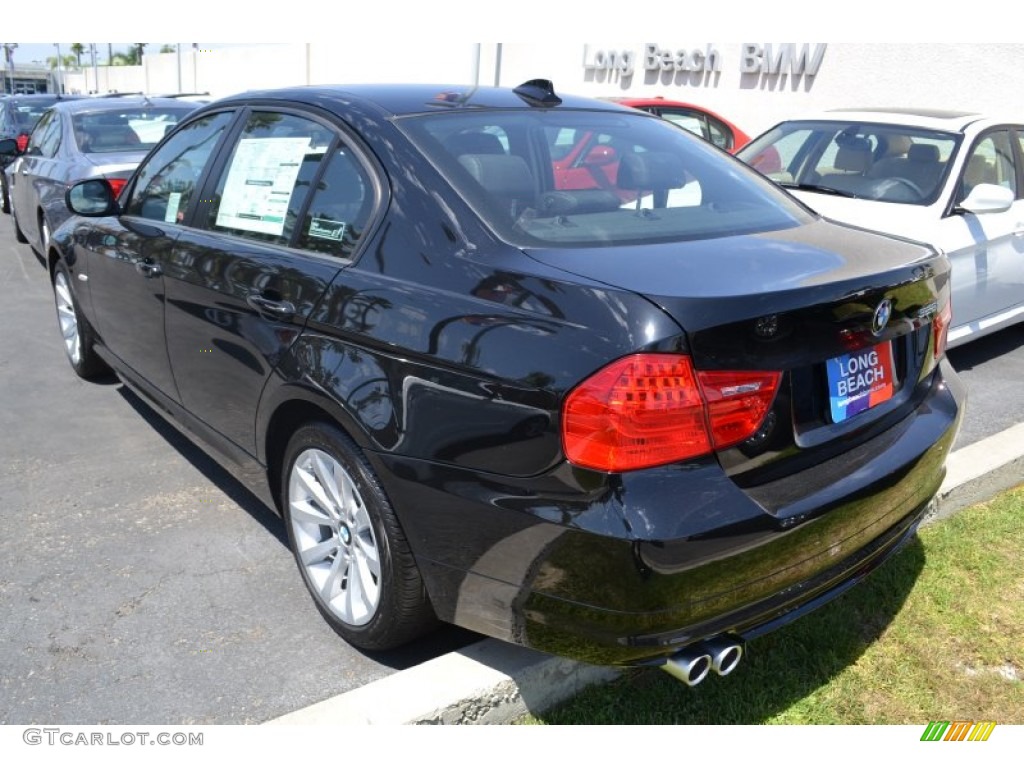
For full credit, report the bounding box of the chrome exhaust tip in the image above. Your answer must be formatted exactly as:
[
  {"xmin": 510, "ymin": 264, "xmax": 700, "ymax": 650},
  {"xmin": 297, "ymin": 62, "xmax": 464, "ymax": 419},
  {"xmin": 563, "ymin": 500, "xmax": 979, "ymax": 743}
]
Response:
[
  {"xmin": 702, "ymin": 635, "xmax": 745, "ymax": 677},
  {"xmin": 660, "ymin": 649, "xmax": 713, "ymax": 687}
]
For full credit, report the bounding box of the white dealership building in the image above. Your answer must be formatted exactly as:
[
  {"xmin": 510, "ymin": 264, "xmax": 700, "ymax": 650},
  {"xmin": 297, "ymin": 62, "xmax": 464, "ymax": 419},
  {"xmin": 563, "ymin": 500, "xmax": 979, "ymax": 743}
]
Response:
[{"xmin": 57, "ymin": 43, "xmax": 1024, "ymax": 139}]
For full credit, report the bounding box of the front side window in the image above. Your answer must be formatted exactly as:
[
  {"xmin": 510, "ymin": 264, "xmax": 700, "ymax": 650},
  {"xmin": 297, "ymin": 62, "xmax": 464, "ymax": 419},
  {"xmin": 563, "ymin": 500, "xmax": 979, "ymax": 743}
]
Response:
[
  {"xmin": 402, "ymin": 109, "xmax": 808, "ymax": 247},
  {"xmin": 205, "ymin": 112, "xmax": 336, "ymax": 247},
  {"xmin": 958, "ymin": 130, "xmax": 1018, "ymax": 202},
  {"xmin": 125, "ymin": 111, "xmax": 235, "ymax": 223}
]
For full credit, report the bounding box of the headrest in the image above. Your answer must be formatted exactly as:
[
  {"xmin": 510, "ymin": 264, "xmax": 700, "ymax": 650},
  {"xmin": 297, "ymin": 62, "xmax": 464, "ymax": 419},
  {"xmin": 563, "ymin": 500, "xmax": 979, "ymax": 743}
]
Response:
[
  {"xmin": 458, "ymin": 154, "xmax": 534, "ymax": 199},
  {"xmin": 616, "ymin": 151, "xmax": 686, "ymax": 190},
  {"xmin": 908, "ymin": 144, "xmax": 940, "ymax": 163},
  {"xmin": 445, "ymin": 131, "xmax": 505, "ymax": 157},
  {"xmin": 538, "ymin": 190, "xmax": 622, "ymax": 215},
  {"xmin": 833, "ymin": 137, "xmax": 872, "ymax": 173},
  {"xmin": 882, "ymin": 134, "xmax": 912, "ymax": 157},
  {"xmin": 88, "ymin": 126, "xmax": 141, "ymax": 150}
]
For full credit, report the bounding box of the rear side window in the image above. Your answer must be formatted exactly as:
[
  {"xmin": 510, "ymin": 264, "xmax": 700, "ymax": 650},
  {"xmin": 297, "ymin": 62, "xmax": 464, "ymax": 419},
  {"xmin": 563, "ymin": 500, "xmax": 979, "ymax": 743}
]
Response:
[
  {"xmin": 294, "ymin": 146, "xmax": 375, "ymax": 260},
  {"xmin": 28, "ymin": 110, "xmax": 61, "ymax": 158},
  {"xmin": 125, "ymin": 112, "xmax": 235, "ymax": 223},
  {"xmin": 204, "ymin": 111, "xmax": 336, "ymax": 247}
]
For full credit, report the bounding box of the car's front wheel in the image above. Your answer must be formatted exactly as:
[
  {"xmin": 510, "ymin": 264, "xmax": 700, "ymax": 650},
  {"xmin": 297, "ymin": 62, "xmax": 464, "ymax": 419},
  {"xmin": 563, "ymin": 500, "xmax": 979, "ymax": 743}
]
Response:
[
  {"xmin": 52, "ymin": 261, "xmax": 109, "ymax": 379},
  {"xmin": 281, "ymin": 422, "xmax": 436, "ymax": 650}
]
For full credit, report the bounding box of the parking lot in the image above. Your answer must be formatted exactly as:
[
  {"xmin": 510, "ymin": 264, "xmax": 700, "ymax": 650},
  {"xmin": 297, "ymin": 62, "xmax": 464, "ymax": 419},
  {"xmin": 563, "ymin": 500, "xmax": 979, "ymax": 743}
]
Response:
[
  {"xmin": 1, "ymin": 207, "xmax": 1022, "ymax": 725},
  {"xmin": 0, "ymin": 212, "xmax": 477, "ymax": 725}
]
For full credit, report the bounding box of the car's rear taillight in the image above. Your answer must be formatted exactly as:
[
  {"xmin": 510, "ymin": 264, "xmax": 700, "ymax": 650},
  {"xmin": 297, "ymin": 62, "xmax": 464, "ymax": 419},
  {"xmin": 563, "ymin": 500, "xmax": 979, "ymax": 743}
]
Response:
[
  {"xmin": 15, "ymin": 133, "xmax": 29, "ymax": 153},
  {"xmin": 933, "ymin": 301, "xmax": 952, "ymax": 360},
  {"xmin": 107, "ymin": 178, "xmax": 128, "ymax": 199},
  {"xmin": 562, "ymin": 354, "xmax": 780, "ymax": 472}
]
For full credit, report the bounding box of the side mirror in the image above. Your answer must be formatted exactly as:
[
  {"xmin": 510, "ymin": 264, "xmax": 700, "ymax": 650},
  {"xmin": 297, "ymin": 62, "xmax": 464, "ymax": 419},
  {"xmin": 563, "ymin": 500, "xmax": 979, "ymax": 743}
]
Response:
[
  {"xmin": 0, "ymin": 137, "xmax": 19, "ymax": 157},
  {"xmin": 957, "ymin": 183, "xmax": 1014, "ymax": 215},
  {"xmin": 66, "ymin": 179, "xmax": 121, "ymax": 217}
]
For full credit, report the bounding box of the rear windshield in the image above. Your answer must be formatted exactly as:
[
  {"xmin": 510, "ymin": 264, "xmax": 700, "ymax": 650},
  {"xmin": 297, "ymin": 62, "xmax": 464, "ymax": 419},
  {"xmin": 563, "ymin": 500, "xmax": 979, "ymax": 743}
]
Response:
[
  {"xmin": 11, "ymin": 101, "xmax": 59, "ymax": 131},
  {"xmin": 399, "ymin": 109, "xmax": 810, "ymax": 248},
  {"xmin": 71, "ymin": 107, "xmax": 195, "ymax": 153}
]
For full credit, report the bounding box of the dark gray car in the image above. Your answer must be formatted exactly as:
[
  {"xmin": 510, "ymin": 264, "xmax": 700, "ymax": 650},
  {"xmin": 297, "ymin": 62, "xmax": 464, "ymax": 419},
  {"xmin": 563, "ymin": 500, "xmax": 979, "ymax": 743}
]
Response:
[
  {"xmin": 3, "ymin": 95, "xmax": 202, "ymax": 255},
  {"xmin": 0, "ymin": 94, "xmax": 82, "ymax": 214}
]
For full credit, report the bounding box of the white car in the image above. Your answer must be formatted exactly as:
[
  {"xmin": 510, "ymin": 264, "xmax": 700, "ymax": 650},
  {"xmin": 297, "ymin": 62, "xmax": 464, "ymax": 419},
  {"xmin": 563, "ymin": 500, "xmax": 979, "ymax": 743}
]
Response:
[{"xmin": 737, "ymin": 109, "xmax": 1024, "ymax": 348}]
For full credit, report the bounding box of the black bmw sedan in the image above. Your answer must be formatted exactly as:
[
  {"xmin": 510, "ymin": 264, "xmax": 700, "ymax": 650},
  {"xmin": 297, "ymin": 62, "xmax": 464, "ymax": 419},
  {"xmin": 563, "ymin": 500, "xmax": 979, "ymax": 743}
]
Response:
[{"xmin": 45, "ymin": 80, "xmax": 963, "ymax": 684}]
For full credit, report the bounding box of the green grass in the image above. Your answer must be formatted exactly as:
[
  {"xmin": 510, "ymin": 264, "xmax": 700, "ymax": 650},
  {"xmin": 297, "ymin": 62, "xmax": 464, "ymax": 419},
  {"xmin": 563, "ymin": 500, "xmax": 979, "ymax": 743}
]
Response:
[{"xmin": 519, "ymin": 485, "xmax": 1024, "ymax": 724}]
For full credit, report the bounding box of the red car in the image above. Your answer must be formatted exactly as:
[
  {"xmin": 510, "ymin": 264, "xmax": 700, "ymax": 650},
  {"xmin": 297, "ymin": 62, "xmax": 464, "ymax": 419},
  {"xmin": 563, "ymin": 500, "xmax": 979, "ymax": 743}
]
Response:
[
  {"xmin": 608, "ymin": 96, "xmax": 751, "ymax": 153},
  {"xmin": 548, "ymin": 97, "xmax": 749, "ymax": 203}
]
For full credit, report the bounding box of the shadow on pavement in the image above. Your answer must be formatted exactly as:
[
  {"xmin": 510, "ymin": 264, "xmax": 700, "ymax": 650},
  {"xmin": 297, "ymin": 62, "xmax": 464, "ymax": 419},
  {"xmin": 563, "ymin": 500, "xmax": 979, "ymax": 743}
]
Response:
[
  {"xmin": 948, "ymin": 325, "xmax": 1023, "ymax": 371},
  {"xmin": 115, "ymin": 382, "xmax": 483, "ymax": 670}
]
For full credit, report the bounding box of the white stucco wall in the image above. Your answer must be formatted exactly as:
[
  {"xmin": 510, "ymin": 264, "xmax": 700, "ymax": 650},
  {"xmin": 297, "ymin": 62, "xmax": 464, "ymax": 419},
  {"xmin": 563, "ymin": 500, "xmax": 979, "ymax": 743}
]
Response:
[
  {"xmin": 61, "ymin": 43, "xmax": 1024, "ymax": 141},
  {"xmin": 497, "ymin": 43, "xmax": 1024, "ymax": 137}
]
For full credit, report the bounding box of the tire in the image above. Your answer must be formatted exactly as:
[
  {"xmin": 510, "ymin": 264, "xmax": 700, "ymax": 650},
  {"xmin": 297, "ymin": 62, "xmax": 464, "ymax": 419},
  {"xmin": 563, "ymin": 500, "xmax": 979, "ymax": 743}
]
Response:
[
  {"xmin": 1, "ymin": 176, "xmax": 9, "ymax": 214},
  {"xmin": 12, "ymin": 204, "xmax": 27, "ymax": 243},
  {"xmin": 281, "ymin": 422, "xmax": 436, "ymax": 650},
  {"xmin": 52, "ymin": 261, "xmax": 109, "ymax": 379}
]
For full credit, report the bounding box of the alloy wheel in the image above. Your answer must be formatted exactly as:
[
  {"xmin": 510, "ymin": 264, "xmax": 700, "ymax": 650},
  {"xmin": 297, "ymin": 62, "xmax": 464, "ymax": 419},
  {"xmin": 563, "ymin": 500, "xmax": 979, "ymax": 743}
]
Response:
[
  {"xmin": 53, "ymin": 269, "xmax": 81, "ymax": 365},
  {"xmin": 287, "ymin": 448, "xmax": 382, "ymax": 626}
]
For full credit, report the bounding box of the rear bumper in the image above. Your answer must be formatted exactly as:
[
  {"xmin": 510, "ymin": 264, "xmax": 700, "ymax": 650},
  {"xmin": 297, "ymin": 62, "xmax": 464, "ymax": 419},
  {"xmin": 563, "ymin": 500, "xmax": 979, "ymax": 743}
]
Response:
[{"xmin": 372, "ymin": 358, "xmax": 965, "ymax": 666}]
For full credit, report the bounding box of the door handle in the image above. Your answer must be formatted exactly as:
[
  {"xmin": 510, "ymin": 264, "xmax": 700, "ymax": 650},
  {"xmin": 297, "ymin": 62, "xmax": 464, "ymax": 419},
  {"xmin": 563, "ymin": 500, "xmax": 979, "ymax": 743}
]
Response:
[
  {"xmin": 134, "ymin": 260, "xmax": 162, "ymax": 278},
  {"xmin": 246, "ymin": 294, "xmax": 296, "ymax": 319}
]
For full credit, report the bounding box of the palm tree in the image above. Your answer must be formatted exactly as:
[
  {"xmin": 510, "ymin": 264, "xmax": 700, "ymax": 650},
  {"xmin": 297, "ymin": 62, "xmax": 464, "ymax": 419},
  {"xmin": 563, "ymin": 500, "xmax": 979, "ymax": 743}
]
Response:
[
  {"xmin": 160, "ymin": 44, "xmax": 175, "ymax": 54},
  {"xmin": 46, "ymin": 55, "xmax": 77, "ymax": 70},
  {"xmin": 112, "ymin": 45, "xmax": 146, "ymax": 66},
  {"xmin": 70, "ymin": 43, "xmax": 84, "ymax": 67}
]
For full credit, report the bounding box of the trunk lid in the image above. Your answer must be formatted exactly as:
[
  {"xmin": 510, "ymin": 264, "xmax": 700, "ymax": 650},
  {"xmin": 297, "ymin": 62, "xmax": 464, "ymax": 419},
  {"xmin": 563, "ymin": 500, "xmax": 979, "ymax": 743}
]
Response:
[{"xmin": 527, "ymin": 217, "xmax": 952, "ymax": 506}]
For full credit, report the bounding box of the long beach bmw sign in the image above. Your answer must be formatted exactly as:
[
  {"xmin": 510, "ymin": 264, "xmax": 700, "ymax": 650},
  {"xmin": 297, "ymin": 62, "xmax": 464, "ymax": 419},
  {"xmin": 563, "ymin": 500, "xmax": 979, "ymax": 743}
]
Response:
[{"xmin": 583, "ymin": 43, "xmax": 827, "ymax": 78}]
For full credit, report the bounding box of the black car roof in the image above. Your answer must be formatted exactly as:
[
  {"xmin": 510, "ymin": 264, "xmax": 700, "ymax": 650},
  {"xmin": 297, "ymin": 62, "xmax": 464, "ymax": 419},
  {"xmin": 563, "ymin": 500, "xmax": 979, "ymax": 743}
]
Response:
[{"xmin": 208, "ymin": 82, "xmax": 638, "ymax": 118}]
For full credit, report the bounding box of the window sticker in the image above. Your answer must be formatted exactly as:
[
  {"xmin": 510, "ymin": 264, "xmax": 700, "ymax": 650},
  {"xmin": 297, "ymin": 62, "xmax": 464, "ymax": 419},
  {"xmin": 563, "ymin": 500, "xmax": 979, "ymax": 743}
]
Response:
[
  {"xmin": 308, "ymin": 217, "xmax": 347, "ymax": 242},
  {"xmin": 164, "ymin": 191, "xmax": 182, "ymax": 223},
  {"xmin": 215, "ymin": 137, "xmax": 311, "ymax": 236}
]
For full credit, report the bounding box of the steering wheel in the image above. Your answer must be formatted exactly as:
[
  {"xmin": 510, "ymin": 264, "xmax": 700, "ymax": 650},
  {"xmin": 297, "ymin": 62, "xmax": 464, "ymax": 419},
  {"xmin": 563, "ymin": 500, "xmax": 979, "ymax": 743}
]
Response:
[{"xmin": 886, "ymin": 177, "xmax": 927, "ymax": 198}]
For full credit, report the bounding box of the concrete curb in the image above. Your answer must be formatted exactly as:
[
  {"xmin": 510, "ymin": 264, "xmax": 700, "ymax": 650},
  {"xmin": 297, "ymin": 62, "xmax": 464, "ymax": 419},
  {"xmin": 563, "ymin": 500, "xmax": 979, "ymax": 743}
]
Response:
[{"xmin": 266, "ymin": 424, "xmax": 1024, "ymax": 726}]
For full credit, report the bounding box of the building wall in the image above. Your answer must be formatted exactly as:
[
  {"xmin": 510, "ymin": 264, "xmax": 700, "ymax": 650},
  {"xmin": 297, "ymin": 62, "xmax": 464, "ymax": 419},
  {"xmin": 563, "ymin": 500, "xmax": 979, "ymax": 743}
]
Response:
[
  {"xmin": 498, "ymin": 43, "xmax": 1024, "ymax": 137},
  {"xmin": 60, "ymin": 43, "xmax": 1024, "ymax": 139}
]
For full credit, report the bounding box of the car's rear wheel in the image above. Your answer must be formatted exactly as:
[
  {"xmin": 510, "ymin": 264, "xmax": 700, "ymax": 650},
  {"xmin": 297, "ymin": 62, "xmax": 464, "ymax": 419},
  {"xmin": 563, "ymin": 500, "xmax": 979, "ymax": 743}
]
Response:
[
  {"xmin": 282, "ymin": 422, "xmax": 436, "ymax": 650},
  {"xmin": 52, "ymin": 261, "xmax": 108, "ymax": 379}
]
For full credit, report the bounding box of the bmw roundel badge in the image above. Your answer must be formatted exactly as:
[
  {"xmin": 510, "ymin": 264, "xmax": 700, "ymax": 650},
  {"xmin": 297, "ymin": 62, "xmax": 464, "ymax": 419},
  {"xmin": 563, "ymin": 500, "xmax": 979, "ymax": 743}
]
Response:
[{"xmin": 872, "ymin": 298, "xmax": 893, "ymax": 336}]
